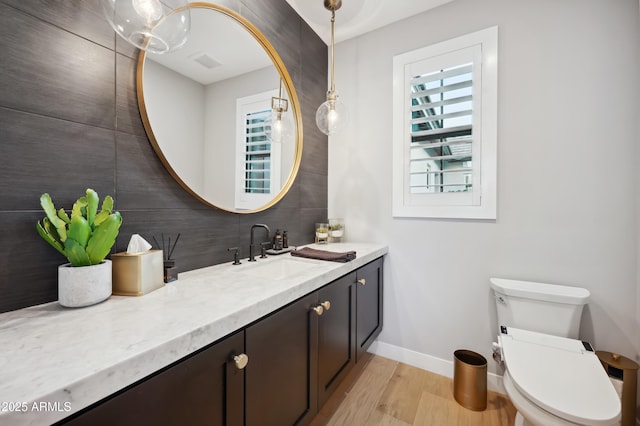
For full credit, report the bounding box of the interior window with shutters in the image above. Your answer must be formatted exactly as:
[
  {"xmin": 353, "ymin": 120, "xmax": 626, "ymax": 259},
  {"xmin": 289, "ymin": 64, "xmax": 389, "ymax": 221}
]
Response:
[
  {"xmin": 393, "ymin": 27, "xmax": 498, "ymax": 219},
  {"xmin": 235, "ymin": 89, "xmax": 281, "ymax": 210},
  {"xmin": 244, "ymin": 108, "xmax": 271, "ymax": 195},
  {"xmin": 410, "ymin": 63, "xmax": 473, "ymax": 194}
]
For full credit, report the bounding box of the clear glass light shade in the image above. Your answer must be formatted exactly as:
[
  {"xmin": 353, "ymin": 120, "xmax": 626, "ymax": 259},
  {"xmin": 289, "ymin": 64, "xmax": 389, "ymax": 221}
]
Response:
[
  {"xmin": 266, "ymin": 110, "xmax": 292, "ymax": 143},
  {"xmin": 270, "ymin": 117, "xmax": 285, "ymax": 142},
  {"xmin": 315, "ymin": 92, "xmax": 348, "ymax": 136},
  {"xmin": 101, "ymin": 0, "xmax": 190, "ymax": 54}
]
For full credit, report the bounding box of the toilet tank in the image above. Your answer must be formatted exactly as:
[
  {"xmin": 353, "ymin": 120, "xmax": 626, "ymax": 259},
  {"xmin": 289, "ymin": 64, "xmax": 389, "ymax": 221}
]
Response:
[{"xmin": 490, "ymin": 278, "xmax": 590, "ymax": 339}]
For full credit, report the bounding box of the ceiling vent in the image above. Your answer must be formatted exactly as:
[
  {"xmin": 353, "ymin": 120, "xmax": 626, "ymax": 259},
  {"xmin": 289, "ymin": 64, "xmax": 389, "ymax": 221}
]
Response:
[{"xmin": 191, "ymin": 53, "xmax": 221, "ymax": 70}]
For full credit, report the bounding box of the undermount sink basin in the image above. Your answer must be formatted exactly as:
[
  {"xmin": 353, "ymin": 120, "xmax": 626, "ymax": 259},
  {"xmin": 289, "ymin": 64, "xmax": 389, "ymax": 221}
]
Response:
[{"xmin": 238, "ymin": 257, "xmax": 322, "ymax": 280}]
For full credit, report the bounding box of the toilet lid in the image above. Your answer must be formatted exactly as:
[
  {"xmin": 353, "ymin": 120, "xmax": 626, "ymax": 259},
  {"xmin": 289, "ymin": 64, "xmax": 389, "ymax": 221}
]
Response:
[{"xmin": 499, "ymin": 327, "xmax": 620, "ymax": 426}]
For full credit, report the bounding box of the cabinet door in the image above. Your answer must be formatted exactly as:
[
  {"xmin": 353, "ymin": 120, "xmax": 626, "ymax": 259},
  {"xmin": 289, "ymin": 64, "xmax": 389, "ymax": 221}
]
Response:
[
  {"xmin": 61, "ymin": 331, "xmax": 245, "ymax": 426},
  {"xmin": 245, "ymin": 293, "xmax": 318, "ymax": 426},
  {"xmin": 317, "ymin": 271, "xmax": 356, "ymax": 407},
  {"xmin": 356, "ymin": 258, "xmax": 383, "ymax": 361}
]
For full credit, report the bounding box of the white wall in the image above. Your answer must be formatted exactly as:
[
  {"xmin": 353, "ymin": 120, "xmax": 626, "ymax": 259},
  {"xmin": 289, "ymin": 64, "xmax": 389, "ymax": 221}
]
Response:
[
  {"xmin": 144, "ymin": 60, "xmax": 205, "ymax": 191},
  {"xmin": 329, "ymin": 0, "xmax": 640, "ymax": 396},
  {"xmin": 637, "ymin": 3, "xmax": 640, "ymax": 404}
]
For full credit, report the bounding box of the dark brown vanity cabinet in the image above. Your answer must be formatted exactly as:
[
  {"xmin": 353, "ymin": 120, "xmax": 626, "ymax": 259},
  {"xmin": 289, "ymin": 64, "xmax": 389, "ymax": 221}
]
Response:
[
  {"xmin": 62, "ymin": 330, "xmax": 245, "ymax": 426},
  {"xmin": 245, "ymin": 293, "xmax": 318, "ymax": 426},
  {"xmin": 60, "ymin": 257, "xmax": 383, "ymax": 426},
  {"xmin": 245, "ymin": 260, "xmax": 381, "ymax": 425},
  {"xmin": 317, "ymin": 271, "xmax": 356, "ymax": 407},
  {"xmin": 356, "ymin": 257, "xmax": 384, "ymax": 361}
]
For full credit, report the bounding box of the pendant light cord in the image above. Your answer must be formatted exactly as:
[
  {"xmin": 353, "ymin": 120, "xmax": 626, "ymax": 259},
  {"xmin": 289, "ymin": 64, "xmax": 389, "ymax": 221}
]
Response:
[{"xmin": 329, "ymin": 10, "xmax": 336, "ymax": 96}]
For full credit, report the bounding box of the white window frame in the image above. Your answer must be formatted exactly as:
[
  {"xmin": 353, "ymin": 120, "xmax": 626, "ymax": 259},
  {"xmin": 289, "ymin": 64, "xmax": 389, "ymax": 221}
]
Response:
[
  {"xmin": 392, "ymin": 26, "xmax": 498, "ymax": 219},
  {"xmin": 235, "ymin": 89, "xmax": 281, "ymax": 210}
]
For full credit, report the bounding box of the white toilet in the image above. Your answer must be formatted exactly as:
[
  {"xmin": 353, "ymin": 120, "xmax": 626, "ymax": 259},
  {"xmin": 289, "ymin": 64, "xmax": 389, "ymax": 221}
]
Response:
[{"xmin": 490, "ymin": 277, "xmax": 621, "ymax": 426}]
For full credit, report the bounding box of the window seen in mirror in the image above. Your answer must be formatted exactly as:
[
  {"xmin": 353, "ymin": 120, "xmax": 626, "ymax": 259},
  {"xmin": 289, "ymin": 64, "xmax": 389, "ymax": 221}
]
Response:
[
  {"xmin": 235, "ymin": 89, "xmax": 282, "ymax": 210},
  {"xmin": 244, "ymin": 109, "xmax": 272, "ymax": 194}
]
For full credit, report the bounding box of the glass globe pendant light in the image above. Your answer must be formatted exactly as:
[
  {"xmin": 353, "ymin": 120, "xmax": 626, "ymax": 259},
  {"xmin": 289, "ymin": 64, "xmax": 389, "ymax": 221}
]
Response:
[
  {"xmin": 316, "ymin": 0, "xmax": 348, "ymax": 136},
  {"xmin": 101, "ymin": 0, "xmax": 190, "ymax": 54}
]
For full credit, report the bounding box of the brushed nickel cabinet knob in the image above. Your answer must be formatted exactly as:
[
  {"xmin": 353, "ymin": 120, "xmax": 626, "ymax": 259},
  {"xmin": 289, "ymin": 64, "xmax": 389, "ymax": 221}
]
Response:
[
  {"xmin": 312, "ymin": 305, "xmax": 324, "ymax": 316},
  {"xmin": 320, "ymin": 301, "xmax": 331, "ymax": 311},
  {"xmin": 357, "ymin": 278, "xmax": 366, "ymax": 286}
]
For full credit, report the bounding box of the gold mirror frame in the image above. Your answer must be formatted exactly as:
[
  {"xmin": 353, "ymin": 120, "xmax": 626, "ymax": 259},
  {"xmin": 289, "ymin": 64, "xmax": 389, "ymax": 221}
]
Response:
[{"xmin": 136, "ymin": 2, "xmax": 303, "ymax": 214}]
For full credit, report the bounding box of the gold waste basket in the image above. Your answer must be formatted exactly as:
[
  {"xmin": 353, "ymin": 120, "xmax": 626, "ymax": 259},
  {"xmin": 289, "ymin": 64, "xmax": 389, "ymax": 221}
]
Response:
[
  {"xmin": 453, "ymin": 349, "xmax": 487, "ymax": 411},
  {"xmin": 596, "ymin": 350, "xmax": 639, "ymax": 426}
]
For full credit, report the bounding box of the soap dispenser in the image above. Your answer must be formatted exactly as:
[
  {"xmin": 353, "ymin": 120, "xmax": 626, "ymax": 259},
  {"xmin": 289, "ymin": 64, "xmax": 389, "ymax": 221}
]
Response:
[
  {"xmin": 282, "ymin": 230, "xmax": 289, "ymax": 248},
  {"xmin": 273, "ymin": 229, "xmax": 283, "ymax": 251}
]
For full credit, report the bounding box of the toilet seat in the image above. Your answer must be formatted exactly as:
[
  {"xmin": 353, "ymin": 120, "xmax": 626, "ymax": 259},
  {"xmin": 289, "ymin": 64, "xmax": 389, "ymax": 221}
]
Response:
[
  {"xmin": 503, "ymin": 370, "xmax": 579, "ymax": 426},
  {"xmin": 499, "ymin": 327, "xmax": 620, "ymax": 426}
]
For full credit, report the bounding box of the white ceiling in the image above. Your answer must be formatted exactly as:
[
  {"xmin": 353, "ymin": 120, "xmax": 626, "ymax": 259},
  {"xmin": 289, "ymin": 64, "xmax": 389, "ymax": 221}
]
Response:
[
  {"xmin": 284, "ymin": 0, "xmax": 455, "ymax": 44},
  {"xmin": 148, "ymin": 7, "xmax": 272, "ymax": 85},
  {"xmin": 150, "ymin": 1, "xmax": 454, "ymax": 84}
]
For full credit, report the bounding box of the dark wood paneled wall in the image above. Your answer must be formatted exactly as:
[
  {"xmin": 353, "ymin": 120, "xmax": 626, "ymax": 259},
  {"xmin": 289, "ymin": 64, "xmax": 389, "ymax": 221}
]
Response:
[{"xmin": 0, "ymin": 0, "xmax": 328, "ymax": 313}]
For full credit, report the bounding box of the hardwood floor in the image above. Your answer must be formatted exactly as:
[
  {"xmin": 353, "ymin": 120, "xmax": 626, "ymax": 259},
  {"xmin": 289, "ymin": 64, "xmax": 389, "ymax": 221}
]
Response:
[{"xmin": 311, "ymin": 355, "xmax": 517, "ymax": 426}]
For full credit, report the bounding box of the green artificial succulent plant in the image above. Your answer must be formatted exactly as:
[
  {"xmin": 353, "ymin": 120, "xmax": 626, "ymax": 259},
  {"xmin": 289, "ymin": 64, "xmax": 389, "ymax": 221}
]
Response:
[{"xmin": 36, "ymin": 188, "xmax": 123, "ymax": 267}]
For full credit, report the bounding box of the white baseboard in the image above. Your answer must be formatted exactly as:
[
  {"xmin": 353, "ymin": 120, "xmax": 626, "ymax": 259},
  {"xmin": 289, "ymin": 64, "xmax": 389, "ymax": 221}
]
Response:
[{"xmin": 368, "ymin": 340, "xmax": 506, "ymax": 395}]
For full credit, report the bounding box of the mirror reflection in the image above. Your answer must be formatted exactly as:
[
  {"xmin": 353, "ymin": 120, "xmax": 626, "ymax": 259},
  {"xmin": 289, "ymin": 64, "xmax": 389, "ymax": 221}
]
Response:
[{"xmin": 137, "ymin": 3, "xmax": 301, "ymax": 213}]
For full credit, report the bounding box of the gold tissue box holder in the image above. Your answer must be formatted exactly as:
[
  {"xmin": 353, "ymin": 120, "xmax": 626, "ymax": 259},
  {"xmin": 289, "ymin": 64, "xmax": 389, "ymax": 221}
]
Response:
[{"xmin": 111, "ymin": 250, "xmax": 164, "ymax": 296}]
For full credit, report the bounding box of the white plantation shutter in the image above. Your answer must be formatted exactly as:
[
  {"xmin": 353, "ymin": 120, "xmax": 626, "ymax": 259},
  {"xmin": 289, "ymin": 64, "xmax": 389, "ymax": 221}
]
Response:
[
  {"xmin": 409, "ymin": 63, "xmax": 474, "ymax": 194},
  {"xmin": 235, "ymin": 89, "xmax": 281, "ymax": 210},
  {"xmin": 243, "ymin": 108, "xmax": 271, "ymax": 194},
  {"xmin": 393, "ymin": 27, "xmax": 498, "ymax": 219}
]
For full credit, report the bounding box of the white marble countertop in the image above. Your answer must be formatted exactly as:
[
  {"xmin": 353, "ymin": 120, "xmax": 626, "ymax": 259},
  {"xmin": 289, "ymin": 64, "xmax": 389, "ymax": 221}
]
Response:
[{"xmin": 0, "ymin": 242, "xmax": 387, "ymax": 425}]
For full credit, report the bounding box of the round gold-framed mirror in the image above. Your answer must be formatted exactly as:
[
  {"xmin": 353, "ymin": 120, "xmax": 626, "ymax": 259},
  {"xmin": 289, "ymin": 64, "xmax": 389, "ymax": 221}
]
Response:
[{"xmin": 137, "ymin": 2, "xmax": 303, "ymax": 213}]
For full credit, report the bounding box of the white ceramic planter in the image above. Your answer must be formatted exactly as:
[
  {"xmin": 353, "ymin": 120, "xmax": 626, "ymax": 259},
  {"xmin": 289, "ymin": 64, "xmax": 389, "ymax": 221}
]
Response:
[{"xmin": 58, "ymin": 260, "xmax": 112, "ymax": 308}]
